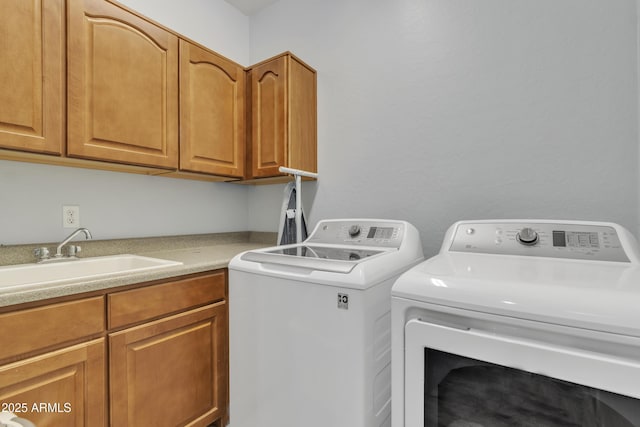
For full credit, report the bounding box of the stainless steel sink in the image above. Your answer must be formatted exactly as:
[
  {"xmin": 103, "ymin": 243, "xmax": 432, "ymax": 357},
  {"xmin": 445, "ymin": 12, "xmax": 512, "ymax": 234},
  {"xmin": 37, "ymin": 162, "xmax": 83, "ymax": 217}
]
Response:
[{"xmin": 0, "ymin": 255, "xmax": 183, "ymax": 291}]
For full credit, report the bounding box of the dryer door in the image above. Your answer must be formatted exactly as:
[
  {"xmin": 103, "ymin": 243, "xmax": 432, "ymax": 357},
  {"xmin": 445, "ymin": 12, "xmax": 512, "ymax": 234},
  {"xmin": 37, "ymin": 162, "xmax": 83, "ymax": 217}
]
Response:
[{"xmin": 404, "ymin": 318, "xmax": 640, "ymax": 427}]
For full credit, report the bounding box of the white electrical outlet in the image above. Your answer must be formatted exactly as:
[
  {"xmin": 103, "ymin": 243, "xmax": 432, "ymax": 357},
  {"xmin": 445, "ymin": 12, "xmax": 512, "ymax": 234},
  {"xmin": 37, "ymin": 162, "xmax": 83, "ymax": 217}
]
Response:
[{"xmin": 63, "ymin": 205, "xmax": 80, "ymax": 228}]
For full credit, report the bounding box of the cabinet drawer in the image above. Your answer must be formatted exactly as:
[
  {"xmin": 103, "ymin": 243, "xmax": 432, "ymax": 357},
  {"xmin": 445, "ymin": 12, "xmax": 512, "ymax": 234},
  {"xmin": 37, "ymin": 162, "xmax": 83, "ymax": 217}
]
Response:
[
  {"xmin": 0, "ymin": 296, "xmax": 105, "ymax": 362},
  {"xmin": 108, "ymin": 271, "xmax": 226, "ymax": 329}
]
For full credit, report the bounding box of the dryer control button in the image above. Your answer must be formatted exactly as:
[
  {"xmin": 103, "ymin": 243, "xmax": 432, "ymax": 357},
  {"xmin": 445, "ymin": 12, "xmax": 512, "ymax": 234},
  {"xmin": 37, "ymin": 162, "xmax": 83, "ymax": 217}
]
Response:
[
  {"xmin": 517, "ymin": 227, "xmax": 539, "ymax": 246},
  {"xmin": 348, "ymin": 225, "xmax": 361, "ymax": 237}
]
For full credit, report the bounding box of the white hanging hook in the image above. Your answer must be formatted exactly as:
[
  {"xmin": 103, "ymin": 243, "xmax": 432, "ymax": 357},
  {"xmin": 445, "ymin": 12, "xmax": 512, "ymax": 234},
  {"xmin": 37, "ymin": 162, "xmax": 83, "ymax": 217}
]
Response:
[
  {"xmin": 278, "ymin": 167, "xmax": 318, "ymax": 179},
  {"xmin": 279, "ymin": 167, "xmax": 318, "ymax": 243}
]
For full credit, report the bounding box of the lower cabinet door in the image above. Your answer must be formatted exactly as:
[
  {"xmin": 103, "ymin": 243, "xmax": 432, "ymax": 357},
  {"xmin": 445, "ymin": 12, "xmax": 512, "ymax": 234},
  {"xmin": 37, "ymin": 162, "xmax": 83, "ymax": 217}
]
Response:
[
  {"xmin": 0, "ymin": 339, "xmax": 106, "ymax": 427},
  {"xmin": 109, "ymin": 303, "xmax": 227, "ymax": 427}
]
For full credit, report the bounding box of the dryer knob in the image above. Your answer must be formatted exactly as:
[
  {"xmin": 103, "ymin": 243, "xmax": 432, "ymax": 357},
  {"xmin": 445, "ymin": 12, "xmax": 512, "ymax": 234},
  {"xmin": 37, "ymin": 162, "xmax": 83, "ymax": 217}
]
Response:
[
  {"xmin": 348, "ymin": 225, "xmax": 361, "ymax": 237},
  {"xmin": 517, "ymin": 227, "xmax": 539, "ymax": 246}
]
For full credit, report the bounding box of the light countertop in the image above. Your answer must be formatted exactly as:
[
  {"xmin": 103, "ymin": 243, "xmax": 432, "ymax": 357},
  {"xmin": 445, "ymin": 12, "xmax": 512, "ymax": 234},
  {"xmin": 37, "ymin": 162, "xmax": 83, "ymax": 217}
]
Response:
[{"xmin": 0, "ymin": 232, "xmax": 274, "ymax": 308}]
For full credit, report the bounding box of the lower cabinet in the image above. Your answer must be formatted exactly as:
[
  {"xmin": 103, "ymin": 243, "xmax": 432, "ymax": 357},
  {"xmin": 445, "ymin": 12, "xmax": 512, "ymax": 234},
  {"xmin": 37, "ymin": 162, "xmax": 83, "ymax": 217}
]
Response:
[
  {"xmin": 109, "ymin": 303, "xmax": 227, "ymax": 426},
  {"xmin": 0, "ymin": 339, "xmax": 106, "ymax": 426},
  {"xmin": 0, "ymin": 270, "xmax": 228, "ymax": 427}
]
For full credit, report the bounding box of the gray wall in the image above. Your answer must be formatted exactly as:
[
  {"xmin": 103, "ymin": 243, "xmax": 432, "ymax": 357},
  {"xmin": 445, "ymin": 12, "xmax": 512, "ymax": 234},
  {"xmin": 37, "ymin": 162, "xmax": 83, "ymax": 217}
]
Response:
[
  {"xmin": 249, "ymin": 0, "xmax": 639, "ymax": 256},
  {"xmin": 1, "ymin": 0, "xmax": 638, "ymax": 259},
  {"xmin": 0, "ymin": 161, "xmax": 249, "ymax": 244}
]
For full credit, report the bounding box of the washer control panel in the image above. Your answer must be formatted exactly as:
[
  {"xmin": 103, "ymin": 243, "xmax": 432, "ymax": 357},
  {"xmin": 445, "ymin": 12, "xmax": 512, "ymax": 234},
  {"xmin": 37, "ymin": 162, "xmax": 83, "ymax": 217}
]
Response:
[
  {"xmin": 307, "ymin": 220, "xmax": 404, "ymax": 248},
  {"xmin": 449, "ymin": 221, "xmax": 630, "ymax": 262}
]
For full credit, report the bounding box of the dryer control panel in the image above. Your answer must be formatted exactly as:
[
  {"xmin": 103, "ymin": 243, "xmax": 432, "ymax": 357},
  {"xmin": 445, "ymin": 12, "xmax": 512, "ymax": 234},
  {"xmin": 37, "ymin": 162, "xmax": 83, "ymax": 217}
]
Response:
[
  {"xmin": 307, "ymin": 219, "xmax": 405, "ymax": 248},
  {"xmin": 447, "ymin": 220, "xmax": 638, "ymax": 263}
]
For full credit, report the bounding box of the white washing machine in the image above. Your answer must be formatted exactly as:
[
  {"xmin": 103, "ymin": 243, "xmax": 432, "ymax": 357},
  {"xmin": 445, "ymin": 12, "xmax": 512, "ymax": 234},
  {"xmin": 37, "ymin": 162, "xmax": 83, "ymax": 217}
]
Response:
[
  {"xmin": 392, "ymin": 219, "xmax": 640, "ymax": 427},
  {"xmin": 228, "ymin": 219, "xmax": 424, "ymax": 427}
]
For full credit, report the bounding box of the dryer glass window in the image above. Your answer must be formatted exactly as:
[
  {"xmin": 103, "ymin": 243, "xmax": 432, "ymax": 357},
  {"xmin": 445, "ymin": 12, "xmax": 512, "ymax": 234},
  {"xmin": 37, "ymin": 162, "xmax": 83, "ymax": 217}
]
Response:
[{"xmin": 423, "ymin": 349, "xmax": 639, "ymax": 427}]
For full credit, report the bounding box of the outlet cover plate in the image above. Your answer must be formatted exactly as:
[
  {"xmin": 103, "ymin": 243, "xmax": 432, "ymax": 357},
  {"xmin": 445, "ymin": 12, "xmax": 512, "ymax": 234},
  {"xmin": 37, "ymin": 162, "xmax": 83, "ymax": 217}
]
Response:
[{"xmin": 63, "ymin": 205, "xmax": 80, "ymax": 228}]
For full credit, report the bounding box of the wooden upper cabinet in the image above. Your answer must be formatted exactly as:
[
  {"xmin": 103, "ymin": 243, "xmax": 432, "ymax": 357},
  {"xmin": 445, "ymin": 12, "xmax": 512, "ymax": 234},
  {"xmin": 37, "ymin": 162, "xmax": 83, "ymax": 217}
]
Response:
[
  {"xmin": 180, "ymin": 41, "xmax": 245, "ymax": 178},
  {"xmin": 248, "ymin": 53, "xmax": 317, "ymax": 179},
  {"xmin": 0, "ymin": 0, "xmax": 317, "ymax": 182},
  {"xmin": 67, "ymin": 0, "xmax": 179, "ymax": 169},
  {"xmin": 0, "ymin": 0, "xmax": 64, "ymax": 155}
]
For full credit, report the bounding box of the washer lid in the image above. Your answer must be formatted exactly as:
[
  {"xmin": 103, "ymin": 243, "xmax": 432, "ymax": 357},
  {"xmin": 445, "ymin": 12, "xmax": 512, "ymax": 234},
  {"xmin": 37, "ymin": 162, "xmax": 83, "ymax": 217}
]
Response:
[
  {"xmin": 392, "ymin": 252, "xmax": 640, "ymax": 337},
  {"xmin": 241, "ymin": 245, "xmax": 388, "ymax": 273}
]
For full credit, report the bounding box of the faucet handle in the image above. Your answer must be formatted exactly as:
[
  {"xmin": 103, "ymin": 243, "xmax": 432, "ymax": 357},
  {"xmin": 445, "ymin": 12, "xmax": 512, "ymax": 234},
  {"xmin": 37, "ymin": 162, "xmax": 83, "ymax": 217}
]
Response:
[
  {"xmin": 34, "ymin": 247, "xmax": 50, "ymax": 261},
  {"xmin": 66, "ymin": 245, "xmax": 82, "ymax": 257}
]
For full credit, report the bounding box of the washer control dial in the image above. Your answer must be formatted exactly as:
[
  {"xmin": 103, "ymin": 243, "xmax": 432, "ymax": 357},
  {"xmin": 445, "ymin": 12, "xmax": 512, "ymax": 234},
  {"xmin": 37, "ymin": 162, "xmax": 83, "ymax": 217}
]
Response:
[
  {"xmin": 348, "ymin": 225, "xmax": 361, "ymax": 237},
  {"xmin": 517, "ymin": 227, "xmax": 539, "ymax": 246}
]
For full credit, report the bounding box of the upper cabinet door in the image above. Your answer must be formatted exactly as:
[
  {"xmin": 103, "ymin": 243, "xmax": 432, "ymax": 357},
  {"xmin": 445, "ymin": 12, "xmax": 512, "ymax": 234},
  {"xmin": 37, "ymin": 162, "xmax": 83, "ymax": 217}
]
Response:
[
  {"xmin": 0, "ymin": 0, "xmax": 64, "ymax": 155},
  {"xmin": 286, "ymin": 54, "xmax": 317, "ymax": 177},
  {"xmin": 248, "ymin": 53, "xmax": 317, "ymax": 180},
  {"xmin": 179, "ymin": 41, "xmax": 245, "ymax": 178},
  {"xmin": 67, "ymin": 0, "xmax": 179, "ymax": 169},
  {"xmin": 250, "ymin": 55, "xmax": 287, "ymax": 178}
]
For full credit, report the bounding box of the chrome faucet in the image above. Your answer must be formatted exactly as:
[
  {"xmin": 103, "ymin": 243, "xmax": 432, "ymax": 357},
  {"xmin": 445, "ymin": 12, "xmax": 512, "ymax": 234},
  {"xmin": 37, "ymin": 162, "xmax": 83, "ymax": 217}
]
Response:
[
  {"xmin": 55, "ymin": 227, "xmax": 92, "ymax": 258},
  {"xmin": 34, "ymin": 227, "xmax": 93, "ymax": 263}
]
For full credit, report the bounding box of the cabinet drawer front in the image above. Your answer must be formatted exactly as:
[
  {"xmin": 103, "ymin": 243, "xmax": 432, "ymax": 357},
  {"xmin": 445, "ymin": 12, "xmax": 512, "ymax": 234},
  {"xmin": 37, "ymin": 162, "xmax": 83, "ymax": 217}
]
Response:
[
  {"xmin": 0, "ymin": 296, "xmax": 105, "ymax": 362},
  {"xmin": 108, "ymin": 271, "xmax": 226, "ymax": 329}
]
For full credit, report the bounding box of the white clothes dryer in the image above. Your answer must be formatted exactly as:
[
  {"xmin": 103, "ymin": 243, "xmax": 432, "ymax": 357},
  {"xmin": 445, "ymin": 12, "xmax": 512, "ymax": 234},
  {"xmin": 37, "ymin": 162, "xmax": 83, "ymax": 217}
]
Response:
[
  {"xmin": 229, "ymin": 219, "xmax": 424, "ymax": 427},
  {"xmin": 392, "ymin": 219, "xmax": 640, "ymax": 427}
]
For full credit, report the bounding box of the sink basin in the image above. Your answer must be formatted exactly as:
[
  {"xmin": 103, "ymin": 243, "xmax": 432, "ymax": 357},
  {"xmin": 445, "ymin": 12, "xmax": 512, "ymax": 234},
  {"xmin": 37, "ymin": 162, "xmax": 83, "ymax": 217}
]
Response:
[{"xmin": 0, "ymin": 255, "xmax": 183, "ymax": 291}]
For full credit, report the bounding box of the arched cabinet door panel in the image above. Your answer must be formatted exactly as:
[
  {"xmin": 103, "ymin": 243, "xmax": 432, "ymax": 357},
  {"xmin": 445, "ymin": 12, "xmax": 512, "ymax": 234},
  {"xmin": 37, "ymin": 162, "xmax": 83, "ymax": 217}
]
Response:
[
  {"xmin": 179, "ymin": 40, "xmax": 245, "ymax": 178},
  {"xmin": 67, "ymin": 0, "xmax": 179, "ymax": 169},
  {"xmin": 247, "ymin": 52, "xmax": 316, "ymax": 180}
]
